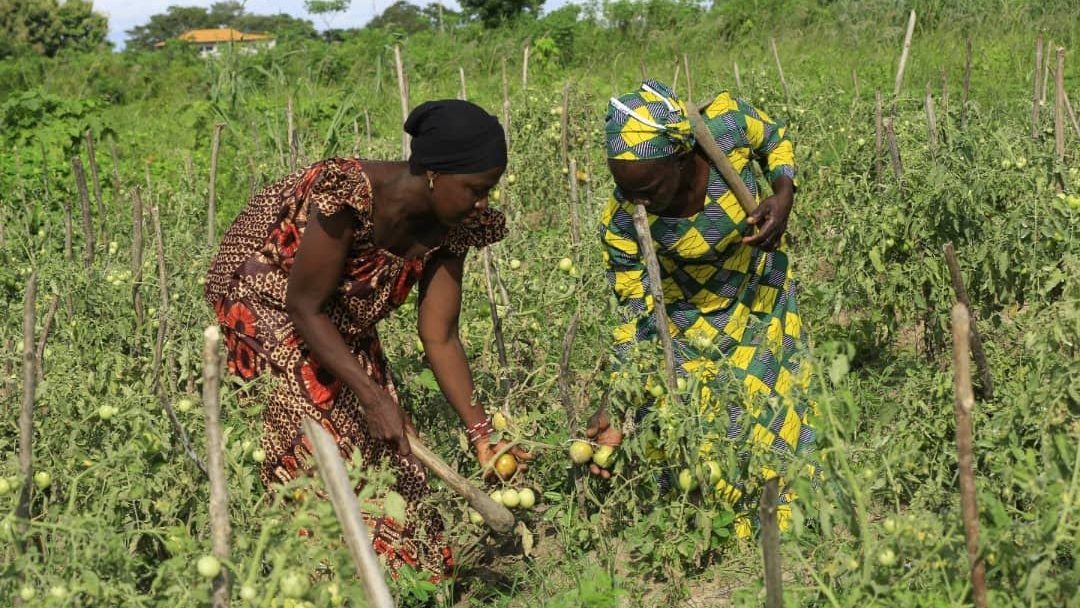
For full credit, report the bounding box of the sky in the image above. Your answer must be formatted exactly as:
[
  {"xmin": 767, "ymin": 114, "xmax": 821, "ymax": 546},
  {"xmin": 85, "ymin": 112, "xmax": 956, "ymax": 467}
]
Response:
[{"xmin": 94, "ymin": 0, "xmax": 567, "ymax": 49}]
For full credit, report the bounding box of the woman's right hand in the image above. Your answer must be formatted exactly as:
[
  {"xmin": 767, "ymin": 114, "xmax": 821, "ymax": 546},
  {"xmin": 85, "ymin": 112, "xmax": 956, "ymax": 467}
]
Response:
[
  {"xmin": 585, "ymin": 408, "xmax": 623, "ymax": 479},
  {"xmin": 364, "ymin": 390, "xmax": 414, "ymax": 456}
]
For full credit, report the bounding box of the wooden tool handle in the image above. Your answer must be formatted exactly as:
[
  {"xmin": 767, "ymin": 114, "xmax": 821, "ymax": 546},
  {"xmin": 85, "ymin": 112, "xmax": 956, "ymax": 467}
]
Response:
[
  {"xmin": 684, "ymin": 102, "xmax": 758, "ymax": 217},
  {"xmin": 407, "ymin": 432, "xmax": 515, "ymax": 534}
]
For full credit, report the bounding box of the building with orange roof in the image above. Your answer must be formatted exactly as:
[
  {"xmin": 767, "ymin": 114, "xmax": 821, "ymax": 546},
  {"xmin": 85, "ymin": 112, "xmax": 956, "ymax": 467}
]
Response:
[{"xmin": 157, "ymin": 28, "xmax": 276, "ymax": 57}]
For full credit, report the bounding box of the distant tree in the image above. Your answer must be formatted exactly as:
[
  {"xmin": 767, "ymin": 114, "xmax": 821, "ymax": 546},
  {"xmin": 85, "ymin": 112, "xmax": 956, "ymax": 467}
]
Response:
[
  {"xmin": 0, "ymin": 0, "xmax": 107, "ymax": 58},
  {"xmin": 366, "ymin": 1, "xmax": 449, "ymax": 34},
  {"xmin": 125, "ymin": 6, "xmax": 214, "ymax": 49},
  {"xmin": 233, "ymin": 13, "xmax": 319, "ymax": 41},
  {"xmin": 459, "ymin": 0, "xmax": 543, "ymax": 27},
  {"xmin": 304, "ymin": 0, "xmax": 351, "ymax": 29}
]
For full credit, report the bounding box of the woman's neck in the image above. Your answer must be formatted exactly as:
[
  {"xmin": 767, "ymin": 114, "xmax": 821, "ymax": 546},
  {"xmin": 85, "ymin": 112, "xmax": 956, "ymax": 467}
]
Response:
[
  {"xmin": 362, "ymin": 161, "xmax": 446, "ymax": 252},
  {"xmin": 662, "ymin": 153, "xmax": 710, "ymax": 218}
]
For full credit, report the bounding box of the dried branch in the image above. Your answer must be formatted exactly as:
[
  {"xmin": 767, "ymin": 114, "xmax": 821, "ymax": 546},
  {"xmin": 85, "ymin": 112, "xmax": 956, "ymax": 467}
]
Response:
[{"xmin": 201, "ymin": 326, "xmax": 231, "ymax": 607}]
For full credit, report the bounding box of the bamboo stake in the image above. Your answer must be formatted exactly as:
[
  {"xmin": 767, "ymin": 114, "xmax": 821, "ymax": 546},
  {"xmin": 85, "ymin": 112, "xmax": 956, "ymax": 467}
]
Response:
[
  {"xmin": 207, "ymin": 123, "xmax": 224, "ymax": 247},
  {"xmin": 631, "ymin": 205, "xmax": 679, "ymax": 391},
  {"xmin": 733, "ymin": 61, "xmax": 742, "ymax": 92},
  {"xmin": 394, "ymin": 45, "xmax": 410, "ymax": 160},
  {"xmin": 943, "ymin": 243, "xmax": 993, "ymax": 400},
  {"xmin": 201, "ymin": 325, "xmax": 231, "ymax": 608},
  {"xmin": 84, "ymin": 129, "xmax": 106, "ymax": 242},
  {"xmin": 16, "ymin": 274, "xmax": 37, "ymax": 526},
  {"xmin": 1032, "ymin": 36, "xmax": 1043, "ymax": 139},
  {"xmin": 406, "ymin": 431, "xmax": 515, "ymax": 532},
  {"xmin": 132, "ymin": 187, "xmax": 146, "ymax": 331},
  {"xmin": 950, "ymin": 304, "xmax": 988, "ymax": 608},
  {"xmin": 72, "ymin": 156, "xmax": 95, "ymax": 268},
  {"xmin": 925, "ymin": 82, "xmax": 939, "ymax": 153},
  {"xmin": 961, "ymin": 38, "xmax": 973, "ymax": 129},
  {"xmin": 302, "ymin": 420, "xmax": 395, "ymax": 608},
  {"xmin": 894, "ymin": 10, "xmax": 917, "ymax": 99},
  {"xmin": 760, "ymin": 476, "xmax": 783, "ymax": 608},
  {"xmin": 1054, "ymin": 48, "xmax": 1066, "ymax": 192},
  {"xmin": 875, "ymin": 90, "xmax": 884, "ymax": 183},
  {"xmin": 34, "ymin": 295, "xmax": 59, "ymax": 384},
  {"xmin": 683, "ymin": 53, "xmax": 693, "ymax": 104},
  {"xmin": 522, "ymin": 43, "xmax": 530, "ymax": 89},
  {"xmin": 287, "ymin": 96, "xmax": 297, "ymax": 171},
  {"xmin": 885, "ymin": 118, "xmax": 903, "ymax": 189},
  {"xmin": 770, "ymin": 38, "xmax": 790, "ymax": 102}
]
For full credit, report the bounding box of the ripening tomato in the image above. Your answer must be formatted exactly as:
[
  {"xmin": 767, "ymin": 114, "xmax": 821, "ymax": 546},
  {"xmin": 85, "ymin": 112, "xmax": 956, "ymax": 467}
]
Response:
[
  {"xmin": 569, "ymin": 441, "xmax": 593, "ymax": 465},
  {"xmin": 494, "ymin": 454, "xmax": 518, "ymax": 480},
  {"xmin": 501, "ymin": 488, "xmax": 520, "ymax": 508},
  {"xmin": 492, "ymin": 412, "xmax": 508, "ymax": 430},
  {"xmin": 518, "ymin": 488, "xmax": 536, "ymax": 509}
]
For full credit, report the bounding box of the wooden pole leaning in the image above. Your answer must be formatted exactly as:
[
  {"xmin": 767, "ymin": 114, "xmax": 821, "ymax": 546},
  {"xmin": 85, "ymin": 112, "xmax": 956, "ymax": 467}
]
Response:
[{"xmin": 303, "ymin": 419, "xmax": 396, "ymax": 608}]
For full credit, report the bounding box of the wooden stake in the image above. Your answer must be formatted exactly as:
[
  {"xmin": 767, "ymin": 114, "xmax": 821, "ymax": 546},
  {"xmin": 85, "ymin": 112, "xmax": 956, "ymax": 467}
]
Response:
[
  {"xmin": 201, "ymin": 325, "xmax": 232, "ymax": 608},
  {"xmin": 925, "ymin": 82, "xmax": 939, "ymax": 152},
  {"xmin": 894, "ymin": 10, "xmax": 917, "ymax": 99},
  {"xmin": 567, "ymin": 158, "xmax": 582, "ymax": 246},
  {"xmin": 733, "ymin": 61, "xmax": 742, "ymax": 92},
  {"xmin": 364, "ymin": 109, "xmax": 372, "ymax": 151},
  {"xmin": 522, "ymin": 43, "xmax": 530, "ymax": 89},
  {"xmin": 150, "ymin": 205, "xmax": 170, "ymax": 395},
  {"xmin": 760, "ymin": 476, "xmax": 783, "ymax": 608},
  {"xmin": 287, "ymin": 96, "xmax": 297, "ymax": 171},
  {"xmin": 34, "ymin": 295, "xmax": 59, "ymax": 384},
  {"xmin": 943, "ymin": 243, "xmax": 993, "ymax": 400},
  {"xmin": 950, "ymin": 304, "xmax": 988, "ymax": 608},
  {"xmin": 132, "ymin": 187, "xmax": 146, "ymax": 331},
  {"xmin": 560, "ymin": 82, "xmax": 571, "ymax": 168},
  {"xmin": 852, "ymin": 69, "xmax": 860, "ymax": 101},
  {"xmin": 885, "ymin": 118, "xmax": 903, "ymax": 188},
  {"xmin": 16, "ymin": 273, "xmax": 37, "ymax": 525},
  {"xmin": 63, "ymin": 194, "xmax": 74, "ymax": 264},
  {"xmin": 458, "ymin": 66, "xmax": 467, "ymax": 101},
  {"xmin": 108, "ymin": 136, "xmax": 122, "ymax": 204},
  {"xmin": 685, "ymin": 103, "xmax": 757, "ymax": 216},
  {"xmin": 1032, "ymin": 36, "xmax": 1043, "ymax": 139},
  {"xmin": 683, "ymin": 53, "xmax": 693, "ymax": 104},
  {"xmin": 207, "ymin": 123, "xmax": 224, "ymax": 247},
  {"xmin": 302, "ymin": 419, "xmax": 395, "ymax": 608},
  {"xmin": 1064, "ymin": 90, "xmax": 1080, "ymax": 139},
  {"xmin": 672, "ymin": 60, "xmax": 681, "ymax": 95},
  {"xmin": 84, "ymin": 129, "xmax": 106, "ymax": 242},
  {"xmin": 940, "ymin": 66, "xmax": 949, "ymax": 116},
  {"xmin": 1054, "ymin": 48, "xmax": 1066, "ymax": 192},
  {"xmin": 501, "ymin": 58, "xmax": 512, "ymax": 214},
  {"xmin": 481, "ymin": 247, "xmax": 510, "ymax": 392},
  {"xmin": 394, "ymin": 45, "xmax": 410, "ymax": 160},
  {"xmin": 72, "ymin": 156, "xmax": 95, "ymax": 268},
  {"xmin": 875, "ymin": 90, "xmax": 884, "ymax": 183},
  {"xmin": 631, "ymin": 205, "xmax": 679, "ymax": 391},
  {"xmin": 961, "ymin": 38, "xmax": 973, "ymax": 129},
  {"xmin": 406, "ymin": 431, "xmax": 515, "ymax": 532},
  {"xmin": 1041, "ymin": 39, "xmax": 1052, "ymax": 107},
  {"xmin": 770, "ymin": 38, "xmax": 790, "ymax": 102}
]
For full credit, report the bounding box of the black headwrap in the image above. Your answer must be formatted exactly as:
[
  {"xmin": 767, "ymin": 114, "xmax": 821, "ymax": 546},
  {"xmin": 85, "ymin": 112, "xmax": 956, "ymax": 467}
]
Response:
[{"xmin": 404, "ymin": 99, "xmax": 507, "ymax": 174}]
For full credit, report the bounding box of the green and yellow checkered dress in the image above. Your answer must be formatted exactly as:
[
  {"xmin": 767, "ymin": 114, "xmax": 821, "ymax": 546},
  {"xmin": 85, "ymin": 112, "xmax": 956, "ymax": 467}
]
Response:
[{"xmin": 601, "ymin": 91, "xmax": 814, "ymax": 525}]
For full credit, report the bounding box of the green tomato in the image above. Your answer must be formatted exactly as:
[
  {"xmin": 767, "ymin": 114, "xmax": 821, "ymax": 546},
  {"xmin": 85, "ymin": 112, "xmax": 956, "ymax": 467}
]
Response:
[
  {"xmin": 883, "ymin": 517, "xmax": 897, "ymax": 534},
  {"xmin": 49, "ymin": 585, "xmax": 68, "ymax": 600},
  {"xmin": 240, "ymin": 584, "xmax": 257, "ymax": 600},
  {"xmin": 175, "ymin": 398, "xmax": 194, "ymax": 413},
  {"xmin": 649, "ymin": 383, "xmax": 665, "ymax": 398},
  {"xmin": 98, "ymin": 405, "xmax": 116, "ymax": 420},
  {"xmin": 705, "ymin": 461, "xmax": 722, "ymax": 485},
  {"xmin": 569, "ymin": 441, "xmax": 593, "ymax": 465},
  {"xmin": 489, "ymin": 490, "xmax": 503, "ymax": 504},
  {"xmin": 468, "ymin": 509, "xmax": 484, "ymax": 525},
  {"xmin": 0, "ymin": 478, "xmax": 10, "ymax": 495},
  {"xmin": 557, "ymin": 257, "xmax": 574, "ymax": 273},
  {"xmin": 677, "ymin": 468, "xmax": 697, "ymax": 492},
  {"xmin": 19, "ymin": 586, "xmax": 36, "ymax": 601},
  {"xmin": 501, "ymin": 488, "xmax": 520, "ymax": 508},
  {"xmin": 33, "ymin": 471, "xmax": 51, "ymax": 490},
  {"xmin": 509, "ymin": 259, "xmax": 522, "ymax": 270},
  {"xmin": 279, "ymin": 572, "xmax": 309, "ymax": 598},
  {"xmin": 518, "ymin": 488, "xmax": 536, "ymax": 509},
  {"xmin": 197, "ymin": 555, "xmax": 221, "ymax": 578},
  {"xmin": 877, "ymin": 548, "xmax": 897, "ymax": 567},
  {"xmin": 252, "ymin": 449, "xmax": 266, "ymax": 463},
  {"xmin": 592, "ymin": 445, "xmax": 615, "ymax": 468}
]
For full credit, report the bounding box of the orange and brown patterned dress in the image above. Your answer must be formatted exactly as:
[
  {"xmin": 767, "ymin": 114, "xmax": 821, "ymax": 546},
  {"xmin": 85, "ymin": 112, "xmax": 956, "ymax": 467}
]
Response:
[{"xmin": 204, "ymin": 157, "xmax": 506, "ymax": 581}]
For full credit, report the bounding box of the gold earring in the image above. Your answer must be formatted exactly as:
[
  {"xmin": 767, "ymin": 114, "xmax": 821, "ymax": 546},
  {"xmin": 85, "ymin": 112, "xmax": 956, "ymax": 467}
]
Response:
[{"xmin": 428, "ymin": 176, "xmax": 435, "ymax": 191}]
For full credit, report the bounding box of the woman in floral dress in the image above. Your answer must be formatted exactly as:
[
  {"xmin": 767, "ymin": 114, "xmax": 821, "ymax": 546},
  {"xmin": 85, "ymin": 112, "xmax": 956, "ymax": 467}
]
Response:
[{"xmin": 204, "ymin": 100, "xmax": 528, "ymax": 580}]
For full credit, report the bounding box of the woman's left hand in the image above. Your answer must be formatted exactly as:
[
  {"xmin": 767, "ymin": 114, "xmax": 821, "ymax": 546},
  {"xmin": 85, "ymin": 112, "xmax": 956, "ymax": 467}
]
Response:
[
  {"xmin": 742, "ymin": 190, "xmax": 794, "ymax": 251},
  {"xmin": 475, "ymin": 439, "xmax": 533, "ymax": 482}
]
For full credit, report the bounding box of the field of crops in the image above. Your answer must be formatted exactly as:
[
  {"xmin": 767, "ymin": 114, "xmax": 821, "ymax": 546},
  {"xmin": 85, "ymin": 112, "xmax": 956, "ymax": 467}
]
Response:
[{"xmin": 1, "ymin": 1, "xmax": 1077, "ymax": 606}]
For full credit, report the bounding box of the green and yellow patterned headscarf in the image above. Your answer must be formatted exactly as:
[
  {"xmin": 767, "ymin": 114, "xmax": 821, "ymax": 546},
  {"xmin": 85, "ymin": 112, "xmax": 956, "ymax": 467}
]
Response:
[{"xmin": 605, "ymin": 80, "xmax": 695, "ymax": 160}]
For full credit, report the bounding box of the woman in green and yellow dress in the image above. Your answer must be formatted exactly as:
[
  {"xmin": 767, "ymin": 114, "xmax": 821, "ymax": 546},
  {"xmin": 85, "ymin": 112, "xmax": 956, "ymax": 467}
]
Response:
[{"xmin": 585, "ymin": 80, "xmax": 815, "ymax": 534}]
